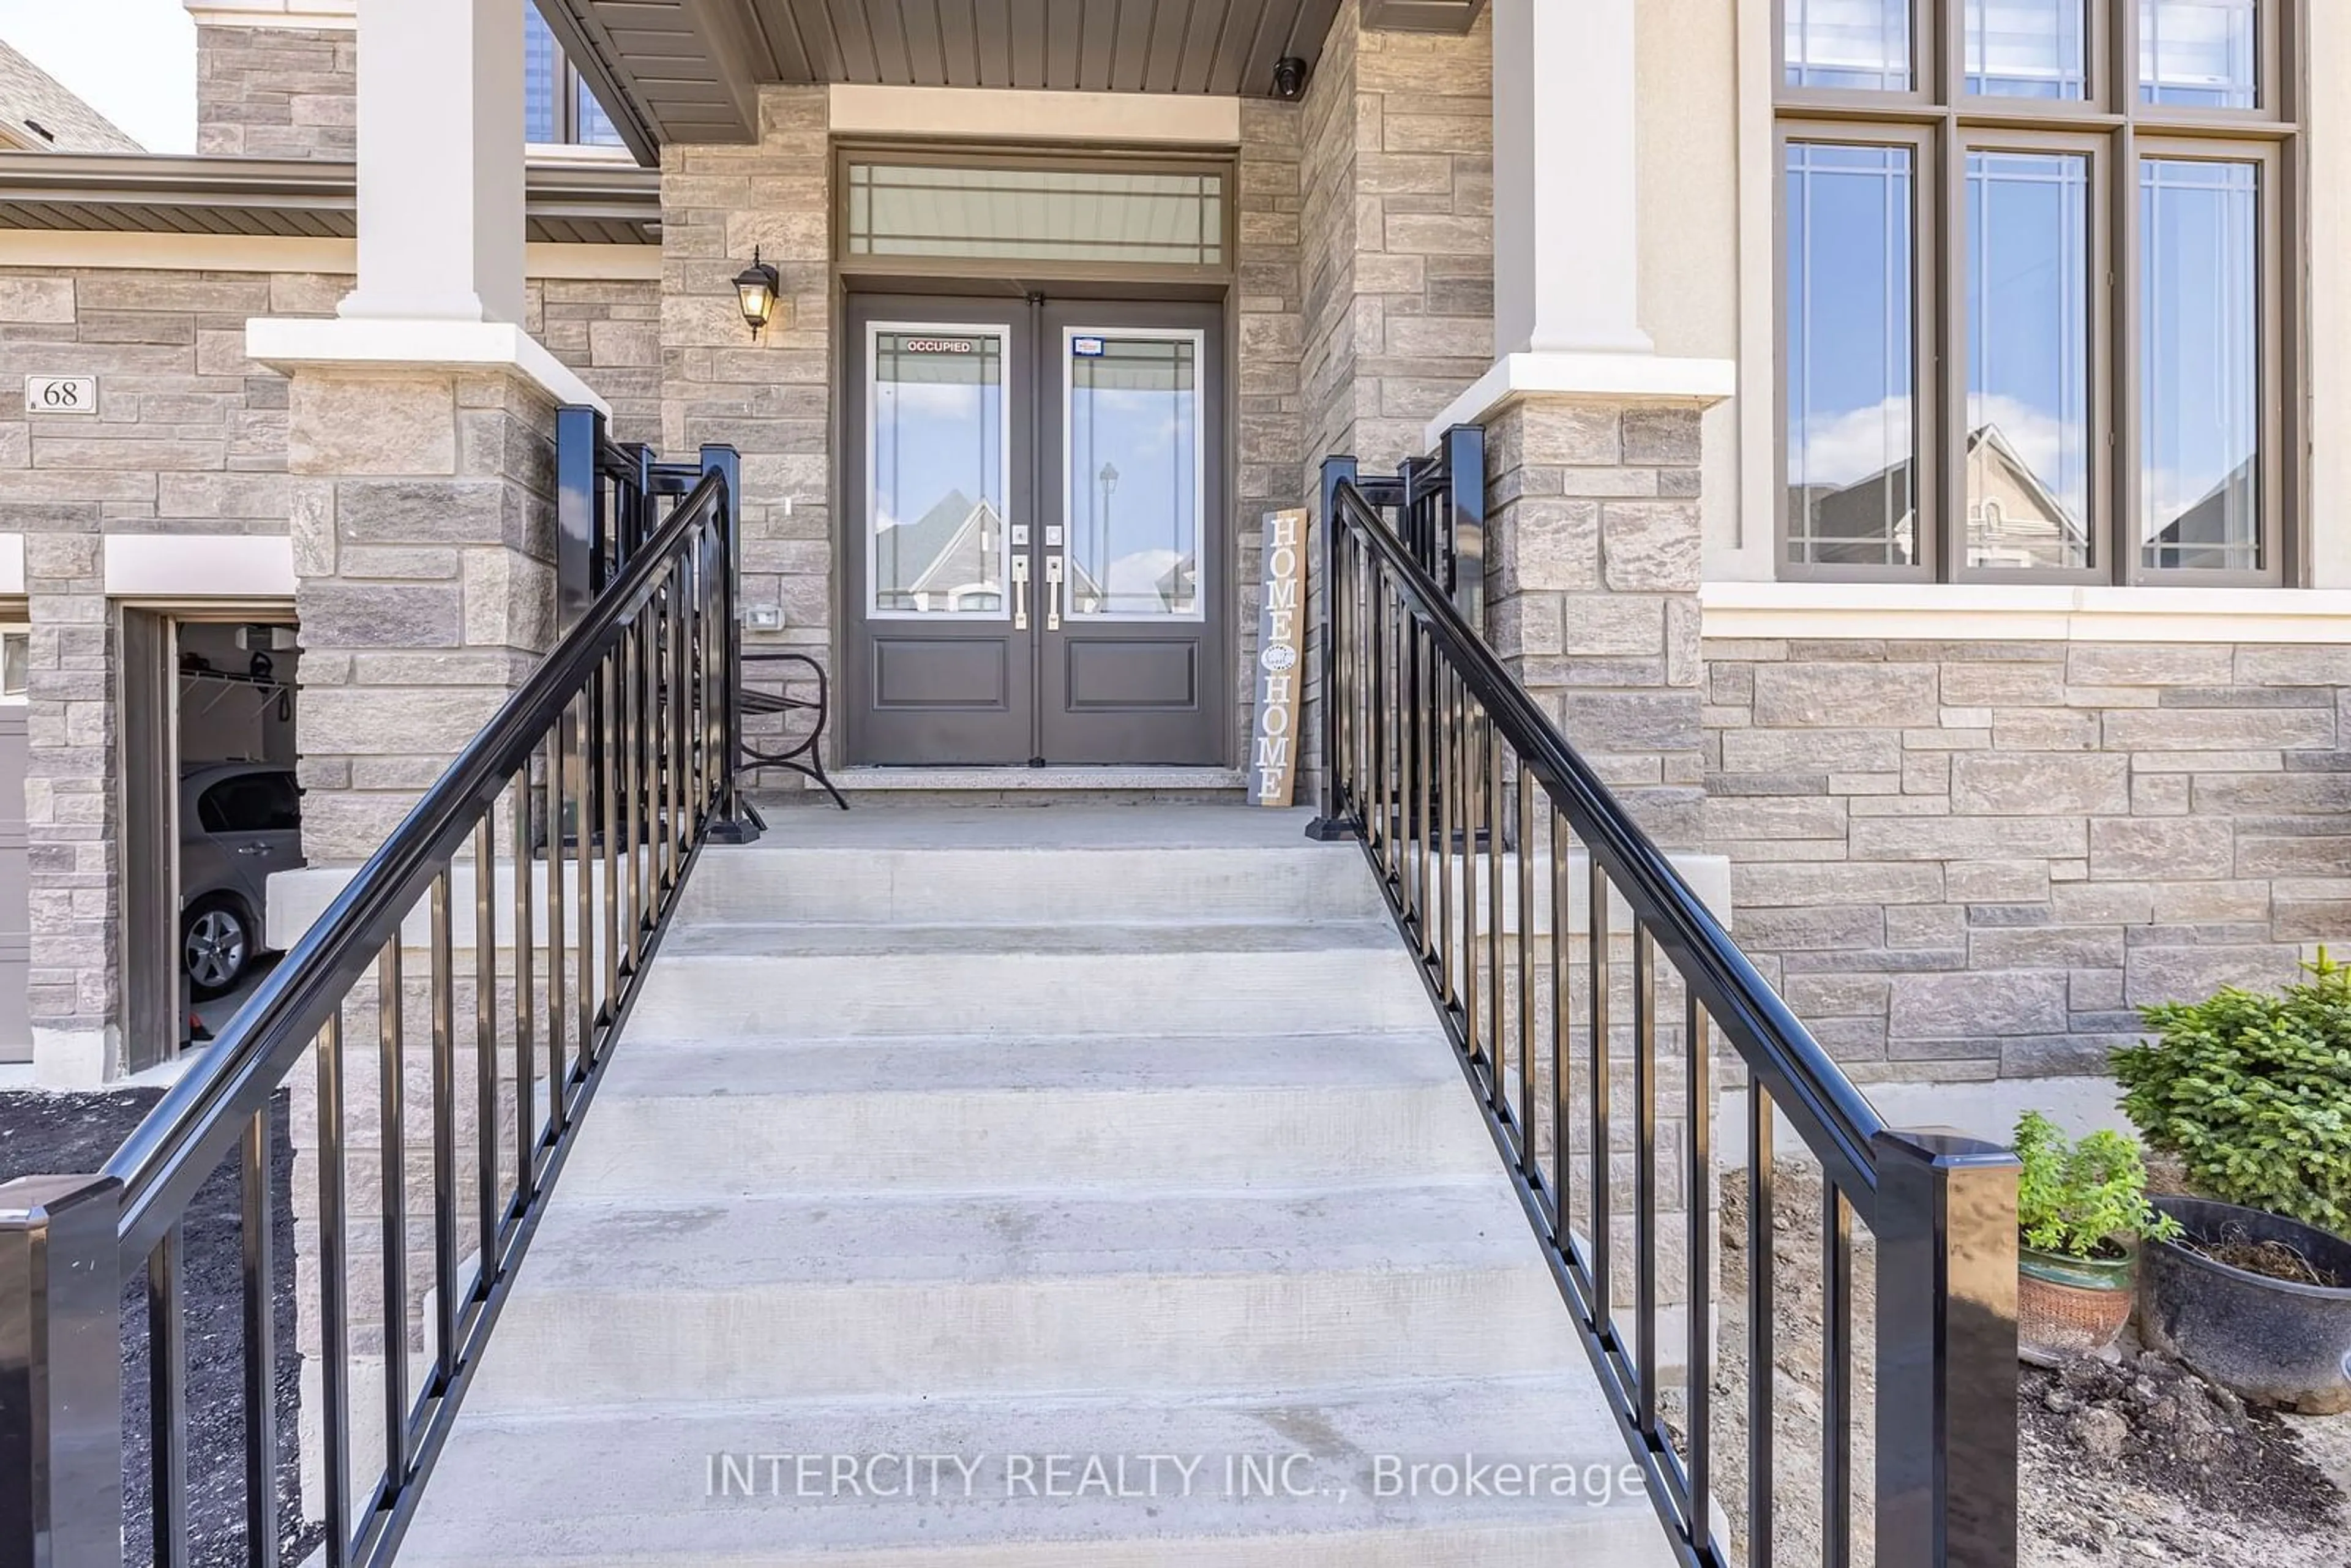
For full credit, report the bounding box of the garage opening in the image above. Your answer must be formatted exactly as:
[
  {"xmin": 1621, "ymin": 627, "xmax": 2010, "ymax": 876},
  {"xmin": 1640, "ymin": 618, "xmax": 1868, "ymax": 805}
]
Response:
[{"xmin": 121, "ymin": 610, "xmax": 301, "ymax": 1071}]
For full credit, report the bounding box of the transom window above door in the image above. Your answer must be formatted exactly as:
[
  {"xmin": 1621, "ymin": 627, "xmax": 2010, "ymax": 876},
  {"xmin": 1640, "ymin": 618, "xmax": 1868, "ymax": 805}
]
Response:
[
  {"xmin": 841, "ymin": 154, "xmax": 1231, "ymax": 278},
  {"xmin": 1777, "ymin": 0, "xmax": 2298, "ymax": 585}
]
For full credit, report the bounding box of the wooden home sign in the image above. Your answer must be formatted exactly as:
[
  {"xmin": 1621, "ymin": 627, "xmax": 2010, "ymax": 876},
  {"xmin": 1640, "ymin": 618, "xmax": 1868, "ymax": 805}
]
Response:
[{"xmin": 1248, "ymin": 508, "xmax": 1308, "ymax": 806}]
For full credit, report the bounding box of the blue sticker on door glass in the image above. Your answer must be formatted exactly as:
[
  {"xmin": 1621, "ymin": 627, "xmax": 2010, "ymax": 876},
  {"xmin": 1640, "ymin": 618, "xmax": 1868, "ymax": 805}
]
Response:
[{"xmin": 1073, "ymin": 336, "xmax": 1106, "ymax": 357}]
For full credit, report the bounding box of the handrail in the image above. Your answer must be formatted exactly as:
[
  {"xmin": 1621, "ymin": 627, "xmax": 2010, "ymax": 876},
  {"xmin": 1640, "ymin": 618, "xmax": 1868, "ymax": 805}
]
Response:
[
  {"xmin": 105, "ymin": 468, "xmax": 729, "ymax": 1264},
  {"xmin": 1315, "ymin": 460, "xmax": 2020, "ymax": 1568},
  {"xmin": 1324, "ymin": 478, "xmax": 1889, "ymax": 1205},
  {"xmin": 3, "ymin": 437, "xmax": 757, "ymax": 1568}
]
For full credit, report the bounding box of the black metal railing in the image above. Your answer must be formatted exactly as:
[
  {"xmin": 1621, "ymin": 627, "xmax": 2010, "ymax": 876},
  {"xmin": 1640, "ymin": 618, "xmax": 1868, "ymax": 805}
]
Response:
[
  {"xmin": 1315, "ymin": 459, "xmax": 2022, "ymax": 1568},
  {"xmin": 1, "ymin": 449, "xmax": 757, "ymax": 1568},
  {"xmin": 1323, "ymin": 423, "xmax": 1485, "ymax": 631}
]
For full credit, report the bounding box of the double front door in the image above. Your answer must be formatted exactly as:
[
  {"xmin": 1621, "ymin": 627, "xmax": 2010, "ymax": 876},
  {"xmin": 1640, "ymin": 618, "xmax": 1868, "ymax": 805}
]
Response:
[{"xmin": 845, "ymin": 294, "xmax": 1226, "ymax": 766}]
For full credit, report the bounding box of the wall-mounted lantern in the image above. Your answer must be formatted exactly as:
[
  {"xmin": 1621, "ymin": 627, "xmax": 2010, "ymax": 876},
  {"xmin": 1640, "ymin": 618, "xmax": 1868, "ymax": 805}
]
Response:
[{"xmin": 733, "ymin": 248, "xmax": 781, "ymax": 341}]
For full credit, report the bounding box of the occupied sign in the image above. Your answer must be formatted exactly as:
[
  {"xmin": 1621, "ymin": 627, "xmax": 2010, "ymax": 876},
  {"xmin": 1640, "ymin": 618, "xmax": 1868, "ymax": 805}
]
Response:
[{"xmin": 1248, "ymin": 509, "xmax": 1308, "ymax": 807}]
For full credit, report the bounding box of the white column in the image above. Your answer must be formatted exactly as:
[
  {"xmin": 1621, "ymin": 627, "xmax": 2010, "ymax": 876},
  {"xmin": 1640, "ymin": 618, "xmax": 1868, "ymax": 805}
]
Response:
[
  {"xmin": 1491, "ymin": 0, "xmax": 1649, "ymax": 357},
  {"xmin": 336, "ymin": 0, "xmax": 525, "ymax": 324}
]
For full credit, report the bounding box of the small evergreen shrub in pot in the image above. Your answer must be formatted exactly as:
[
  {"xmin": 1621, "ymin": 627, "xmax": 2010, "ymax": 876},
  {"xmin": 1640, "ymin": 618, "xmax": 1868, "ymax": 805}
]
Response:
[
  {"xmin": 2118, "ymin": 955, "xmax": 2351, "ymax": 1412},
  {"xmin": 2013, "ymin": 1112, "xmax": 2178, "ymax": 1362}
]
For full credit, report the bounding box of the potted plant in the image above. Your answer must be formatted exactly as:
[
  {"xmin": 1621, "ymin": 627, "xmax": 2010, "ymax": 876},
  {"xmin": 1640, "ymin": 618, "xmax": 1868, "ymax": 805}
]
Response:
[
  {"xmin": 2118, "ymin": 952, "xmax": 2351, "ymax": 1413},
  {"xmin": 2012, "ymin": 1111, "xmax": 2180, "ymax": 1362}
]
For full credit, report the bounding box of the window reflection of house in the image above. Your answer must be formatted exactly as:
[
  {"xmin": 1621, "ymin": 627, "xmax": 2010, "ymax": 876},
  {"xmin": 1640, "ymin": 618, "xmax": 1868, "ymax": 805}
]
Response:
[
  {"xmin": 2148, "ymin": 457, "xmax": 2259, "ymax": 572},
  {"xmin": 877, "ymin": 489, "xmax": 1007, "ymax": 613},
  {"xmin": 1964, "ymin": 424, "xmax": 2087, "ymax": 570},
  {"xmin": 1789, "ymin": 424, "xmax": 2088, "ymax": 571}
]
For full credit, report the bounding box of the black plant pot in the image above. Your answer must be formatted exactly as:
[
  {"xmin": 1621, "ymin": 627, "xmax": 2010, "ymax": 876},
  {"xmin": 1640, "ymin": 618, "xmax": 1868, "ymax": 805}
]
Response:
[{"xmin": 2141, "ymin": 1195, "xmax": 2351, "ymax": 1414}]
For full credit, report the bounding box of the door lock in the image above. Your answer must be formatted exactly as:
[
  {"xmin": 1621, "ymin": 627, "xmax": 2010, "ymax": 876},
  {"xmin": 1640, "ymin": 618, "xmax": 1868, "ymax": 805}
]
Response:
[
  {"xmin": 1011, "ymin": 554, "xmax": 1031, "ymax": 631},
  {"xmin": 1044, "ymin": 555, "xmax": 1065, "ymax": 632}
]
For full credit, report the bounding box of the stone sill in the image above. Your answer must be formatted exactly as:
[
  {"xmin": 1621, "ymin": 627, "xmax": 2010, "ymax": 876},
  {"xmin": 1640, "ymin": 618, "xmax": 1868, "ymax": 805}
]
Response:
[{"xmin": 1700, "ymin": 581, "xmax": 2351, "ymax": 645}]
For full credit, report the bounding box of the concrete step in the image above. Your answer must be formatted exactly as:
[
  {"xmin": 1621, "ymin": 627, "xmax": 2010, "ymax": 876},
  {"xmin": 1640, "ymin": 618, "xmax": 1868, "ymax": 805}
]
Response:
[
  {"xmin": 678, "ymin": 841, "xmax": 1382, "ymax": 925},
  {"xmin": 624, "ymin": 923, "xmax": 1432, "ymax": 1040},
  {"xmin": 560, "ymin": 1031, "xmax": 1489, "ymax": 1199},
  {"xmin": 464, "ymin": 1180, "xmax": 1585, "ymax": 1409},
  {"xmin": 399, "ymin": 1376, "xmax": 1674, "ymax": 1567}
]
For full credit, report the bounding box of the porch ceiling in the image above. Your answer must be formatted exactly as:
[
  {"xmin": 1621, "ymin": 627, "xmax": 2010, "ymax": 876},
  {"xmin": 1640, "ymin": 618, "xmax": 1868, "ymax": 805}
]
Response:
[{"xmin": 541, "ymin": 0, "xmax": 1346, "ymax": 160}]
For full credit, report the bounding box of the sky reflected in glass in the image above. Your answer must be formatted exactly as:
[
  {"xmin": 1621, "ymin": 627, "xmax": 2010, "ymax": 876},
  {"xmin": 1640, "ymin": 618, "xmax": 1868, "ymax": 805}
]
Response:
[
  {"xmin": 1787, "ymin": 143, "xmax": 1917, "ymax": 568},
  {"xmin": 1968, "ymin": 152, "xmax": 2092, "ymax": 570},
  {"xmin": 2140, "ymin": 159, "xmax": 2260, "ymax": 571},
  {"xmin": 1785, "ymin": 0, "xmax": 1912, "ymax": 91},
  {"xmin": 1068, "ymin": 338, "xmax": 1201, "ymax": 618},
  {"xmin": 1967, "ymin": 1, "xmax": 2088, "ymax": 98}
]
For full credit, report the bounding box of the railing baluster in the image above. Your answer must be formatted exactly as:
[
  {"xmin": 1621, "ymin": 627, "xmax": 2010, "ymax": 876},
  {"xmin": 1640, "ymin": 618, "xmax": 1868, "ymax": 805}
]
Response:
[
  {"xmin": 626, "ymin": 612, "xmax": 647, "ymax": 969},
  {"xmin": 576, "ymin": 688, "xmax": 597, "ymax": 1070},
  {"xmin": 429, "ymin": 871, "xmax": 457, "ymax": 1390},
  {"xmin": 547, "ymin": 715, "xmax": 568, "ymax": 1123},
  {"xmin": 148, "ymin": 1224, "xmax": 190, "ymax": 1568},
  {"xmin": 1589, "ymin": 855, "xmax": 1613, "ymax": 1328},
  {"xmin": 1550, "ymin": 805, "xmax": 1570, "ymax": 1226},
  {"xmin": 377, "ymin": 937, "xmax": 409, "ymax": 1485},
  {"xmin": 472, "ymin": 819, "xmax": 498, "ymax": 1286},
  {"xmin": 1485, "ymin": 715, "xmax": 1503, "ymax": 1100},
  {"xmin": 1823, "ymin": 1184, "xmax": 1853, "ymax": 1568},
  {"xmin": 1686, "ymin": 993, "xmax": 1712, "ymax": 1550},
  {"xmin": 512, "ymin": 772, "xmax": 537, "ymax": 1199},
  {"xmin": 1435, "ymin": 661, "xmax": 1453, "ymax": 1002},
  {"xmin": 242, "ymin": 1103, "xmax": 280, "ymax": 1568},
  {"xmin": 1461, "ymin": 691, "xmax": 1480, "ymax": 1063},
  {"xmin": 1749, "ymin": 1082, "xmax": 1777, "ymax": 1568},
  {"xmin": 317, "ymin": 1015, "xmax": 352, "ymax": 1567},
  {"xmin": 1517, "ymin": 764, "xmax": 1533, "ymax": 1179},
  {"xmin": 1633, "ymin": 920, "xmax": 1657, "ymax": 1430}
]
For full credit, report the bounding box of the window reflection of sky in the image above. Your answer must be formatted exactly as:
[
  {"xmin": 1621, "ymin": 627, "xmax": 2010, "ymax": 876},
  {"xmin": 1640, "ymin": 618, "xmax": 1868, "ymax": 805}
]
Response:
[
  {"xmin": 1967, "ymin": 152, "xmax": 2090, "ymax": 569},
  {"xmin": 2142, "ymin": 160, "xmax": 2260, "ymax": 569},
  {"xmin": 1786, "ymin": 143, "xmax": 1916, "ymax": 566},
  {"xmin": 1069, "ymin": 341, "xmax": 1201, "ymax": 618},
  {"xmin": 871, "ymin": 335, "xmax": 1006, "ymax": 613}
]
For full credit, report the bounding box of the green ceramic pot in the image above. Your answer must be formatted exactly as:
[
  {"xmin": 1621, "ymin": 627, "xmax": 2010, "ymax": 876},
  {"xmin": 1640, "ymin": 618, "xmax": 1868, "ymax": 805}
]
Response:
[{"xmin": 2019, "ymin": 1240, "xmax": 2137, "ymax": 1360}]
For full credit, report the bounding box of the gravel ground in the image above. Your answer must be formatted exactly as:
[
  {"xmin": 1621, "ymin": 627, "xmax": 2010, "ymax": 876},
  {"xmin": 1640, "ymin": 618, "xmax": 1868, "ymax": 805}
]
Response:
[
  {"xmin": 1679, "ymin": 1163, "xmax": 2347, "ymax": 1567},
  {"xmin": 0, "ymin": 1088, "xmax": 320, "ymax": 1568}
]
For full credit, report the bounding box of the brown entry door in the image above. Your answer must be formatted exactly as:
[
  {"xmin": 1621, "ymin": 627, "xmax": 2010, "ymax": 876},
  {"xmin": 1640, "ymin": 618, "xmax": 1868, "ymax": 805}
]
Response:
[{"xmin": 844, "ymin": 294, "xmax": 1226, "ymax": 767}]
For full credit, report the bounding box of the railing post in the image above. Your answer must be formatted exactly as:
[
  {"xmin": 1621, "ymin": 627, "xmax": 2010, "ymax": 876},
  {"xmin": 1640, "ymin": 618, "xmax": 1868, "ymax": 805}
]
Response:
[
  {"xmin": 1306, "ymin": 456, "xmax": 1360, "ymax": 841},
  {"xmin": 554, "ymin": 405, "xmax": 606, "ymax": 636},
  {"xmin": 1438, "ymin": 424, "xmax": 1485, "ymax": 634},
  {"xmin": 0, "ymin": 1175, "xmax": 124, "ymax": 1568},
  {"xmin": 1872, "ymin": 1129, "xmax": 2020, "ymax": 1568},
  {"xmin": 698, "ymin": 443, "xmax": 763, "ymax": 844}
]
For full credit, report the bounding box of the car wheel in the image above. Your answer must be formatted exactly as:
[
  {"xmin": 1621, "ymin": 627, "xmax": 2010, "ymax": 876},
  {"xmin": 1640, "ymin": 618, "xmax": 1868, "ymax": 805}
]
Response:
[{"xmin": 183, "ymin": 896, "xmax": 252, "ymax": 1001}]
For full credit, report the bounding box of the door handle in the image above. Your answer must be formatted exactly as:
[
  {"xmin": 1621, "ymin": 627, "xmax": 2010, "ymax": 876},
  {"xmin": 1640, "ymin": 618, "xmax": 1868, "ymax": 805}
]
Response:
[
  {"xmin": 1044, "ymin": 555, "xmax": 1064, "ymax": 631},
  {"xmin": 1011, "ymin": 554, "xmax": 1030, "ymax": 631},
  {"xmin": 234, "ymin": 844, "xmax": 269, "ymax": 856}
]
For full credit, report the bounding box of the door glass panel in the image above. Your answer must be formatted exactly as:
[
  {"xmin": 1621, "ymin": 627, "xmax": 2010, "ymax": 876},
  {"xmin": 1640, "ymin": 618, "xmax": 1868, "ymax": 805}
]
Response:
[
  {"xmin": 869, "ymin": 327, "xmax": 1009, "ymax": 616},
  {"xmin": 2140, "ymin": 158, "xmax": 2261, "ymax": 571},
  {"xmin": 1966, "ymin": 151, "xmax": 2092, "ymax": 570},
  {"xmin": 1065, "ymin": 332, "xmax": 1202, "ymax": 619}
]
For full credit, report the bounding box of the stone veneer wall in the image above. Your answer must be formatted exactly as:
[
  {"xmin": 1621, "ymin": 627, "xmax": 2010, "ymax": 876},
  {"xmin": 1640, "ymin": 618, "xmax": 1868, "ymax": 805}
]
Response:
[
  {"xmin": 1231, "ymin": 99, "xmax": 1307, "ymax": 760},
  {"xmin": 1704, "ymin": 637, "xmax": 2351, "ymax": 1081},
  {"xmin": 1295, "ymin": 4, "xmax": 1494, "ymax": 794},
  {"xmin": 196, "ymin": 24, "xmax": 356, "ymax": 159},
  {"xmin": 658, "ymin": 88, "xmax": 832, "ymax": 702},
  {"xmin": 0, "ymin": 264, "xmax": 650, "ymax": 1075}
]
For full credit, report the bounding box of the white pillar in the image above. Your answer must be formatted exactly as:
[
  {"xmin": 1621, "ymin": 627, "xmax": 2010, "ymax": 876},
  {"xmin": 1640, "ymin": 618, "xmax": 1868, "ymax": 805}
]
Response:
[
  {"xmin": 337, "ymin": 0, "xmax": 525, "ymax": 324},
  {"xmin": 1491, "ymin": 0, "xmax": 1651, "ymax": 357}
]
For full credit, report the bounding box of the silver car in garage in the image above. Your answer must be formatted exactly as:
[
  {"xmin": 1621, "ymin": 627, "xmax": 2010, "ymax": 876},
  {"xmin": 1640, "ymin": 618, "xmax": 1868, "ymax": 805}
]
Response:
[{"xmin": 180, "ymin": 763, "xmax": 304, "ymax": 999}]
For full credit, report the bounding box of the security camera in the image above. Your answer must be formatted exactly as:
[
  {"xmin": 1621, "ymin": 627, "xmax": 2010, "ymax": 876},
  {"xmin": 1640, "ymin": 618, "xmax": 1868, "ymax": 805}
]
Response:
[{"xmin": 1272, "ymin": 56, "xmax": 1310, "ymax": 100}]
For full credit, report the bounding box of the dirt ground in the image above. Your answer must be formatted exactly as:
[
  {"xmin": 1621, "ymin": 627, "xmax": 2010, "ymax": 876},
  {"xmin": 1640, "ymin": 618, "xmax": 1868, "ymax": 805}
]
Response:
[
  {"xmin": 1682, "ymin": 1163, "xmax": 2347, "ymax": 1567},
  {"xmin": 0, "ymin": 1087, "xmax": 319, "ymax": 1568}
]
